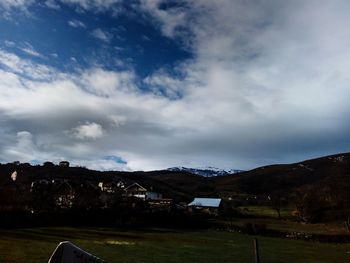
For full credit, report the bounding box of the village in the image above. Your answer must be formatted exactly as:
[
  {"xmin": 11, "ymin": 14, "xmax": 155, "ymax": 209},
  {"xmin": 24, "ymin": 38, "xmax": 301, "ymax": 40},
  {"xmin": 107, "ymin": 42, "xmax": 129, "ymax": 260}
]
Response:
[{"xmin": 0, "ymin": 161, "xmax": 223, "ymax": 223}]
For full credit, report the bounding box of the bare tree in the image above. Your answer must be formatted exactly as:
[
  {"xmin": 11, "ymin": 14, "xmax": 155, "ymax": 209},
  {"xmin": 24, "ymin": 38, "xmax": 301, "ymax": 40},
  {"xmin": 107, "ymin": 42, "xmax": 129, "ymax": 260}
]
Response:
[{"xmin": 270, "ymin": 192, "xmax": 286, "ymax": 219}]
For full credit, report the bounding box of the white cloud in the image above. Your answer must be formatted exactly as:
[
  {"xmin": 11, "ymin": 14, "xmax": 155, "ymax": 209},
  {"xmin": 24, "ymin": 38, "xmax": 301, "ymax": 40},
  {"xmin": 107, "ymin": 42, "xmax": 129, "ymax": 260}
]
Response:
[
  {"xmin": 144, "ymin": 69, "xmax": 185, "ymax": 99},
  {"xmin": 91, "ymin": 28, "xmax": 112, "ymax": 42},
  {"xmin": 0, "ymin": 49, "xmax": 54, "ymax": 80},
  {"xmin": 80, "ymin": 68, "xmax": 135, "ymax": 96},
  {"xmin": 0, "ymin": 0, "xmax": 34, "ymax": 19},
  {"xmin": 134, "ymin": 0, "xmax": 350, "ymax": 167},
  {"xmin": 0, "ymin": 0, "xmax": 122, "ymax": 17},
  {"xmin": 0, "ymin": 52, "xmax": 172, "ymax": 170},
  {"xmin": 140, "ymin": 0, "xmax": 187, "ymax": 38},
  {"xmin": 20, "ymin": 46, "xmax": 42, "ymax": 57},
  {"xmin": 109, "ymin": 115, "xmax": 126, "ymax": 127},
  {"xmin": 15, "ymin": 131, "xmax": 35, "ymax": 152},
  {"xmin": 0, "ymin": 0, "xmax": 34, "ymax": 10},
  {"xmin": 72, "ymin": 158, "xmax": 130, "ymax": 171},
  {"xmin": 3, "ymin": 131, "xmax": 44, "ymax": 162},
  {"xmin": 68, "ymin": 19, "xmax": 86, "ymax": 28},
  {"xmin": 60, "ymin": 0, "xmax": 122, "ymax": 13},
  {"xmin": 71, "ymin": 122, "xmax": 104, "ymax": 139},
  {"xmin": 4, "ymin": 40, "xmax": 15, "ymax": 47},
  {"xmin": 1, "ymin": 1, "xmax": 350, "ymax": 171},
  {"xmin": 45, "ymin": 0, "xmax": 61, "ymax": 9}
]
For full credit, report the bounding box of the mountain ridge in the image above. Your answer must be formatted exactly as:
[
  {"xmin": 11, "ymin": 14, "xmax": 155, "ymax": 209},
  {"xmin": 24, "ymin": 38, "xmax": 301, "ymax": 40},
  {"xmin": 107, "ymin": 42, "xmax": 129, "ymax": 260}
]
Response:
[{"xmin": 166, "ymin": 166, "xmax": 244, "ymax": 177}]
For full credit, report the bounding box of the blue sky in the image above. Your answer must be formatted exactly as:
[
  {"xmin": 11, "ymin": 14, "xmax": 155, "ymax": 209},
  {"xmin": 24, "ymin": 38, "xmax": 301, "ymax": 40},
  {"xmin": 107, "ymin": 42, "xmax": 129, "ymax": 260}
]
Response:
[
  {"xmin": 1, "ymin": 0, "xmax": 350, "ymax": 171},
  {"xmin": 0, "ymin": 1, "xmax": 190, "ymax": 78}
]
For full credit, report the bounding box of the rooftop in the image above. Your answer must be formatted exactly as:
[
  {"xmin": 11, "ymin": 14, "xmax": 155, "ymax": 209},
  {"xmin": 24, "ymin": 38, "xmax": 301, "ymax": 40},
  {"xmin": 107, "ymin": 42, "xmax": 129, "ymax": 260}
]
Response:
[{"xmin": 188, "ymin": 198, "xmax": 222, "ymax": 208}]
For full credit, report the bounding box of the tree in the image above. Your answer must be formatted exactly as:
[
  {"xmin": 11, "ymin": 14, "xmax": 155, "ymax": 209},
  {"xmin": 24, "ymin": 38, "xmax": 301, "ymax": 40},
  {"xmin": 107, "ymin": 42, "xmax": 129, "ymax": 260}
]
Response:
[
  {"xmin": 72, "ymin": 182, "xmax": 101, "ymax": 211},
  {"xmin": 292, "ymin": 187, "xmax": 329, "ymax": 223},
  {"xmin": 30, "ymin": 181, "xmax": 55, "ymax": 213},
  {"xmin": 324, "ymin": 180, "xmax": 350, "ymax": 232},
  {"xmin": 270, "ymin": 191, "xmax": 288, "ymax": 219},
  {"xmin": 221, "ymin": 200, "xmax": 239, "ymax": 228}
]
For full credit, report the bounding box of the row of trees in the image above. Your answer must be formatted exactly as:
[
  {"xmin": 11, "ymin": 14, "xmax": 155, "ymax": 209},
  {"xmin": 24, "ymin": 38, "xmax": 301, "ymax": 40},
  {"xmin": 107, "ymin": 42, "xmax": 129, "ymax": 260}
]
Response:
[
  {"xmin": 268, "ymin": 182, "xmax": 350, "ymax": 232},
  {"xmin": 220, "ymin": 181, "xmax": 350, "ymax": 232}
]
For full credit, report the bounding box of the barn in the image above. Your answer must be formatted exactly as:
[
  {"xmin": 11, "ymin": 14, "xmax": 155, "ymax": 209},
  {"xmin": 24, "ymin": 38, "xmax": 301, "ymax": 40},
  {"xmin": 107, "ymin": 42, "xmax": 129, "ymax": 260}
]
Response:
[{"xmin": 188, "ymin": 198, "xmax": 222, "ymax": 215}]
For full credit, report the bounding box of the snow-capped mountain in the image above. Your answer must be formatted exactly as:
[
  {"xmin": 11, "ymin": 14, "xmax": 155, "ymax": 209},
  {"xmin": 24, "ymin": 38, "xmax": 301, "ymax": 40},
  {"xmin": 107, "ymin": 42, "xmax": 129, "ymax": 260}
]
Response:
[{"xmin": 167, "ymin": 166, "xmax": 244, "ymax": 177}]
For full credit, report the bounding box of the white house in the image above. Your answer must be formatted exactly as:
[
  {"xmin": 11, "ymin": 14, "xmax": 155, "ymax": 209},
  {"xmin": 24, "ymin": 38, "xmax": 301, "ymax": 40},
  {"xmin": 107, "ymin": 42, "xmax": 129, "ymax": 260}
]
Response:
[
  {"xmin": 124, "ymin": 183, "xmax": 163, "ymax": 201},
  {"xmin": 124, "ymin": 183, "xmax": 148, "ymax": 200}
]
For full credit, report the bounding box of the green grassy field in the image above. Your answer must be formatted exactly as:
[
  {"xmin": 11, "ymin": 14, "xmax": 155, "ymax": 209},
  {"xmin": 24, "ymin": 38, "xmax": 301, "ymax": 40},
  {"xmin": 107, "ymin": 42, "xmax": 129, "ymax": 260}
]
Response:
[
  {"xmin": 232, "ymin": 206, "xmax": 348, "ymax": 235},
  {"xmin": 0, "ymin": 227, "xmax": 350, "ymax": 263},
  {"xmin": 238, "ymin": 206, "xmax": 296, "ymax": 219}
]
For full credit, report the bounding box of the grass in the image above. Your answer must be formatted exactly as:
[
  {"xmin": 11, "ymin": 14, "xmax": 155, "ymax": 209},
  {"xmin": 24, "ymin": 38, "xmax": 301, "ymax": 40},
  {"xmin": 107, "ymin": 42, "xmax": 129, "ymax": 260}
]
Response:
[
  {"xmin": 0, "ymin": 227, "xmax": 350, "ymax": 263},
  {"xmin": 227, "ymin": 206, "xmax": 348, "ymax": 235},
  {"xmin": 230, "ymin": 218, "xmax": 348, "ymax": 235},
  {"xmin": 238, "ymin": 206, "xmax": 295, "ymax": 219}
]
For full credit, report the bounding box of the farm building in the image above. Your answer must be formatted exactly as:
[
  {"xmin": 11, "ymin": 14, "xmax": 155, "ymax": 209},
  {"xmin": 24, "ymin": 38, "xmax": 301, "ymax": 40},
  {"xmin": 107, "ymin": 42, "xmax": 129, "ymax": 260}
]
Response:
[{"xmin": 188, "ymin": 198, "xmax": 222, "ymax": 215}]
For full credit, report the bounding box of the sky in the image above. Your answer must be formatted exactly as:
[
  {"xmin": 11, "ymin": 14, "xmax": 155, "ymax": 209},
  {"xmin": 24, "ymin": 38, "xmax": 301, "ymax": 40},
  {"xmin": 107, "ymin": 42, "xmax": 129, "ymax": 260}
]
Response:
[{"xmin": 1, "ymin": 0, "xmax": 350, "ymax": 171}]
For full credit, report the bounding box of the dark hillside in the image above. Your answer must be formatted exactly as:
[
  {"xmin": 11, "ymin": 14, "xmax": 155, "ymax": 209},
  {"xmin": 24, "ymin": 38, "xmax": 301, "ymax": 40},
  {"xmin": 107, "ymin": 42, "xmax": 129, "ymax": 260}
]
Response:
[
  {"xmin": 0, "ymin": 164, "xmax": 212, "ymax": 201},
  {"xmin": 2, "ymin": 152, "xmax": 350, "ymax": 199},
  {"xmin": 146, "ymin": 170, "xmax": 218, "ymax": 198},
  {"xmin": 214, "ymin": 153, "xmax": 350, "ymax": 195}
]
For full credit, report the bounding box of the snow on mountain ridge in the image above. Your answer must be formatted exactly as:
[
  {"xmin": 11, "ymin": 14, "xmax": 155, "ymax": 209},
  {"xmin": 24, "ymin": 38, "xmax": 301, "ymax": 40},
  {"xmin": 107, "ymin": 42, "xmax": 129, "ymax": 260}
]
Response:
[{"xmin": 167, "ymin": 166, "xmax": 244, "ymax": 177}]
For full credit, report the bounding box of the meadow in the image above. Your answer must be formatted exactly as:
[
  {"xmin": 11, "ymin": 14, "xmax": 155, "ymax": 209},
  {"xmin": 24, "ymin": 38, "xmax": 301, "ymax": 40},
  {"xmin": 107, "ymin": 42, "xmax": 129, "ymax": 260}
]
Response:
[
  {"xmin": 0, "ymin": 227, "xmax": 350, "ymax": 263},
  {"xmin": 232, "ymin": 206, "xmax": 349, "ymax": 235}
]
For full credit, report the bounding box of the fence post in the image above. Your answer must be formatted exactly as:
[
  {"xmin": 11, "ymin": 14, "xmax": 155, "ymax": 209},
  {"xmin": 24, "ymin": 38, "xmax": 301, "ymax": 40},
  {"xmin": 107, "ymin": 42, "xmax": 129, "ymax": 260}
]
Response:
[{"xmin": 253, "ymin": 238, "xmax": 260, "ymax": 263}]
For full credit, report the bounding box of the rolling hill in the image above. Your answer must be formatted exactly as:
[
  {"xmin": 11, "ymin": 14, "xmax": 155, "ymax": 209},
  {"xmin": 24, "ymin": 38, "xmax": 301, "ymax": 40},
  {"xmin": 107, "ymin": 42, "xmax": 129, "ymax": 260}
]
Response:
[
  {"xmin": 1, "ymin": 152, "xmax": 350, "ymax": 200},
  {"xmin": 214, "ymin": 152, "xmax": 350, "ymax": 196}
]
